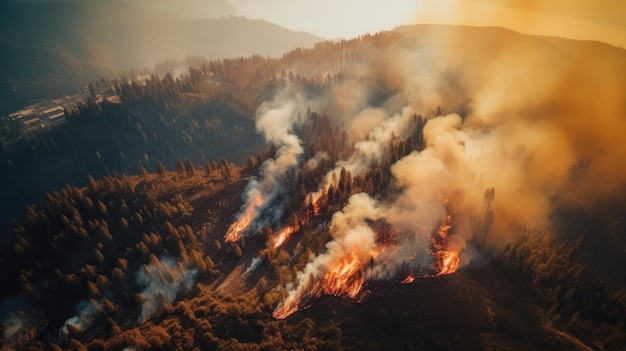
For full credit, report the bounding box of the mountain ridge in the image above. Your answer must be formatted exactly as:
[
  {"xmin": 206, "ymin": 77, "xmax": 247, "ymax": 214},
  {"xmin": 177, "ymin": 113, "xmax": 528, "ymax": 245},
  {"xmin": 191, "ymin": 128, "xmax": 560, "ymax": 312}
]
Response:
[{"xmin": 0, "ymin": 0, "xmax": 322, "ymax": 114}]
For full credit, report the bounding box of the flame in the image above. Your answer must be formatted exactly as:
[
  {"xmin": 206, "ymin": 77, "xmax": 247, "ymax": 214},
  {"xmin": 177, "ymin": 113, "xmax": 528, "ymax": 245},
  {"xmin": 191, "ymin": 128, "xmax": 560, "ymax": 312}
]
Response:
[
  {"xmin": 310, "ymin": 192, "xmax": 322, "ymax": 216},
  {"xmin": 225, "ymin": 193, "xmax": 264, "ymax": 242},
  {"xmin": 273, "ymin": 225, "xmax": 298, "ymax": 249},
  {"xmin": 274, "ymin": 211, "xmax": 462, "ymax": 320},
  {"xmin": 429, "ymin": 214, "xmax": 460, "ymax": 276},
  {"xmin": 400, "ymin": 274, "xmax": 415, "ymax": 284},
  {"xmin": 434, "ymin": 250, "xmax": 460, "ymax": 276},
  {"xmin": 273, "ymin": 248, "xmax": 364, "ymax": 319},
  {"xmin": 319, "ymin": 248, "xmax": 364, "ymax": 298},
  {"xmin": 273, "ymin": 300, "xmax": 298, "ymax": 320}
]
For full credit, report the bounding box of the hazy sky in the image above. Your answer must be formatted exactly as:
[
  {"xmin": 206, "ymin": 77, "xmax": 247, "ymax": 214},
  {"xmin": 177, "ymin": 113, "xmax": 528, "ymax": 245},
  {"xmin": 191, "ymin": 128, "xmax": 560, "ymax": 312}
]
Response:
[
  {"xmin": 13, "ymin": 0, "xmax": 624, "ymax": 47},
  {"xmin": 229, "ymin": 0, "xmax": 626, "ymax": 47}
]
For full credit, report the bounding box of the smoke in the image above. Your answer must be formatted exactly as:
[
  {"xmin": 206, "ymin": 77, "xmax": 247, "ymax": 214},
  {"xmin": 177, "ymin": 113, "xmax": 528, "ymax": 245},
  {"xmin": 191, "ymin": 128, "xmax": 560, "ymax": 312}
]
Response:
[
  {"xmin": 274, "ymin": 25, "xmax": 626, "ymax": 316},
  {"xmin": 226, "ymin": 88, "xmax": 312, "ymax": 240},
  {"xmin": 343, "ymin": 25, "xmax": 626, "ymax": 237},
  {"xmin": 137, "ymin": 256, "xmax": 197, "ymax": 322},
  {"xmin": 277, "ymin": 193, "xmax": 380, "ymax": 314},
  {"xmin": 340, "ymin": 108, "xmax": 412, "ymax": 174},
  {"xmin": 311, "ymin": 107, "xmax": 416, "ymax": 203},
  {"xmin": 2, "ymin": 311, "xmax": 26, "ymax": 341},
  {"xmin": 62, "ymin": 299, "xmax": 102, "ymax": 335},
  {"xmin": 304, "ymin": 151, "xmax": 330, "ymax": 172},
  {"xmin": 245, "ymin": 257, "xmax": 263, "ymax": 273}
]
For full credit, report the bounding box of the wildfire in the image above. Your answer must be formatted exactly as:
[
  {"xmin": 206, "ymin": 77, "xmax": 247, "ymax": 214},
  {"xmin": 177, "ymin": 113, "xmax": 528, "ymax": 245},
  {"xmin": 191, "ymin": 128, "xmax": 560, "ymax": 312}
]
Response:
[
  {"xmin": 225, "ymin": 210, "xmax": 253, "ymax": 242},
  {"xmin": 401, "ymin": 274, "xmax": 415, "ymax": 284},
  {"xmin": 273, "ymin": 248, "xmax": 364, "ymax": 319},
  {"xmin": 319, "ymin": 249, "xmax": 364, "ymax": 298},
  {"xmin": 429, "ymin": 214, "xmax": 460, "ymax": 276},
  {"xmin": 434, "ymin": 250, "xmax": 460, "ymax": 276},
  {"xmin": 309, "ymin": 192, "xmax": 322, "ymax": 216},
  {"xmin": 273, "ymin": 225, "xmax": 298, "ymax": 249},
  {"xmin": 225, "ymin": 194, "xmax": 264, "ymax": 242},
  {"xmin": 274, "ymin": 210, "xmax": 462, "ymax": 320}
]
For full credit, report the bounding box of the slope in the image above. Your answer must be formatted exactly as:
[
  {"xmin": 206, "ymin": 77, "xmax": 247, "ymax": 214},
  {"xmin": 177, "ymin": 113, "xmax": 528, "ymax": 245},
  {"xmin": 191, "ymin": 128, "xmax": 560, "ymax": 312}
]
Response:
[{"xmin": 0, "ymin": 0, "xmax": 322, "ymax": 114}]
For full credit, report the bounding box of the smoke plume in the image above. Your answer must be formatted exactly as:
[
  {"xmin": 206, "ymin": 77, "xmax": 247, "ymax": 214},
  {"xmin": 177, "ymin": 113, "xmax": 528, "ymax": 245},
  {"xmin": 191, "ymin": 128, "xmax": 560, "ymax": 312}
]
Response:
[
  {"xmin": 276, "ymin": 193, "xmax": 381, "ymax": 316},
  {"xmin": 274, "ymin": 26, "xmax": 626, "ymax": 317},
  {"xmin": 137, "ymin": 256, "xmax": 196, "ymax": 322},
  {"xmin": 2, "ymin": 311, "xmax": 26, "ymax": 341},
  {"xmin": 62, "ymin": 299, "xmax": 102, "ymax": 335},
  {"xmin": 226, "ymin": 88, "xmax": 312, "ymax": 241}
]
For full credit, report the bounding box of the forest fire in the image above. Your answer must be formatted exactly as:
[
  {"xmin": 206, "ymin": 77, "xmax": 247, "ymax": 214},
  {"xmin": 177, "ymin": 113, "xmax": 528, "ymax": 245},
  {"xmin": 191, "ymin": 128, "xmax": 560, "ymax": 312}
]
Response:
[
  {"xmin": 318, "ymin": 249, "xmax": 364, "ymax": 298},
  {"xmin": 273, "ymin": 225, "xmax": 298, "ymax": 249},
  {"xmin": 434, "ymin": 250, "xmax": 460, "ymax": 276},
  {"xmin": 225, "ymin": 194, "xmax": 264, "ymax": 242},
  {"xmin": 224, "ymin": 211, "xmax": 253, "ymax": 242},
  {"xmin": 273, "ymin": 249, "xmax": 365, "ymax": 319},
  {"xmin": 401, "ymin": 274, "xmax": 415, "ymax": 284},
  {"xmin": 429, "ymin": 215, "xmax": 460, "ymax": 276},
  {"xmin": 273, "ymin": 208, "xmax": 463, "ymax": 320},
  {"xmin": 309, "ymin": 192, "xmax": 322, "ymax": 216}
]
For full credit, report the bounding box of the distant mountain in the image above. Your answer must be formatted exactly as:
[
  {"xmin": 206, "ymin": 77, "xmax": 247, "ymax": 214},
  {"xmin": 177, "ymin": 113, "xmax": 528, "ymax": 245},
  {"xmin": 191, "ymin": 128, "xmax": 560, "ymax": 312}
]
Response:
[{"xmin": 0, "ymin": 0, "xmax": 322, "ymax": 114}]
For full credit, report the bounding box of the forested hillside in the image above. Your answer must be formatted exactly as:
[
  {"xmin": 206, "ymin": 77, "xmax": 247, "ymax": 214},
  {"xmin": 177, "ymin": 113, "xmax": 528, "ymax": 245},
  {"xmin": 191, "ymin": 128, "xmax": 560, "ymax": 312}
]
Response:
[
  {"xmin": 2, "ymin": 24, "xmax": 626, "ymax": 350},
  {"xmin": 2, "ymin": 109, "xmax": 625, "ymax": 350}
]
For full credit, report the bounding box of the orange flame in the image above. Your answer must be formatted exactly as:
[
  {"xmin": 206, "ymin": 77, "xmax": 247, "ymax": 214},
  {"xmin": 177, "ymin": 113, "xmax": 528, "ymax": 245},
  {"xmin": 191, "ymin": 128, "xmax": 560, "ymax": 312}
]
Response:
[
  {"xmin": 273, "ymin": 248, "xmax": 364, "ymax": 319},
  {"xmin": 310, "ymin": 192, "xmax": 322, "ymax": 216},
  {"xmin": 436, "ymin": 250, "xmax": 460, "ymax": 276},
  {"xmin": 401, "ymin": 274, "xmax": 415, "ymax": 284},
  {"xmin": 319, "ymin": 248, "xmax": 364, "ymax": 298},
  {"xmin": 274, "ymin": 211, "xmax": 462, "ymax": 320},
  {"xmin": 225, "ymin": 193, "xmax": 264, "ymax": 242},
  {"xmin": 429, "ymin": 214, "xmax": 460, "ymax": 276},
  {"xmin": 273, "ymin": 225, "xmax": 298, "ymax": 249}
]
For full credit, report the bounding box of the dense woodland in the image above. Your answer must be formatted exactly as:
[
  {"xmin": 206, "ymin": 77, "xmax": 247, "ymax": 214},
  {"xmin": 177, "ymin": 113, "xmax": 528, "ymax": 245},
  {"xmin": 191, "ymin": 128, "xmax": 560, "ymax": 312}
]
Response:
[
  {"xmin": 2, "ymin": 25, "xmax": 626, "ymax": 350},
  {"xmin": 2, "ymin": 102, "xmax": 625, "ymax": 350},
  {"xmin": 0, "ymin": 28, "xmax": 409, "ymax": 245}
]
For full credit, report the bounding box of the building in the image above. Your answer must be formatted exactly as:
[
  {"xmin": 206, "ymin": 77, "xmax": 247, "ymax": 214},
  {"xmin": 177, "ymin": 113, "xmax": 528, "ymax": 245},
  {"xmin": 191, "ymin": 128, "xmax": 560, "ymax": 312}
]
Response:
[{"xmin": 41, "ymin": 106, "xmax": 66, "ymax": 127}]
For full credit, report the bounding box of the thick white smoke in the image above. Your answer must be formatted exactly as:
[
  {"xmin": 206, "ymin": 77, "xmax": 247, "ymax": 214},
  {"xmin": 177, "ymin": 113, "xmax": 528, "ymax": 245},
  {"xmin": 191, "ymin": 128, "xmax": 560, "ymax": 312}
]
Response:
[
  {"xmin": 277, "ymin": 193, "xmax": 380, "ymax": 314},
  {"xmin": 274, "ymin": 26, "xmax": 626, "ymax": 317},
  {"xmin": 137, "ymin": 257, "xmax": 196, "ymax": 322},
  {"xmin": 312, "ymin": 107, "xmax": 416, "ymax": 202},
  {"xmin": 226, "ymin": 88, "xmax": 312, "ymax": 239}
]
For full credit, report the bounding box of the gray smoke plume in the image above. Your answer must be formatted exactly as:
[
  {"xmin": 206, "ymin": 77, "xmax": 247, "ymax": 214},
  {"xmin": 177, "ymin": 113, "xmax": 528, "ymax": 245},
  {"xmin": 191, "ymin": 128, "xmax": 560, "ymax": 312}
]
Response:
[
  {"xmin": 2, "ymin": 311, "xmax": 26, "ymax": 341},
  {"xmin": 62, "ymin": 299, "xmax": 102, "ymax": 335},
  {"xmin": 226, "ymin": 88, "xmax": 313, "ymax": 241},
  {"xmin": 137, "ymin": 256, "xmax": 196, "ymax": 322},
  {"xmin": 311, "ymin": 107, "xmax": 416, "ymax": 202}
]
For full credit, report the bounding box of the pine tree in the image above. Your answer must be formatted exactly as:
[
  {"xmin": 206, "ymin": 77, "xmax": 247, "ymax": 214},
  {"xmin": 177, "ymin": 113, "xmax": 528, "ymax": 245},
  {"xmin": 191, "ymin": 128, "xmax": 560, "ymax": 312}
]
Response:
[{"xmin": 156, "ymin": 162, "xmax": 167, "ymax": 178}]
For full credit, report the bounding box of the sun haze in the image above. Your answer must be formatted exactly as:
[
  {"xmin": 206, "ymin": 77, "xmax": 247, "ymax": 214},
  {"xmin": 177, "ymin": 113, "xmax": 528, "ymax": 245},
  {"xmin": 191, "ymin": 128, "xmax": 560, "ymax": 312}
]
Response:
[
  {"xmin": 411, "ymin": 0, "xmax": 626, "ymax": 47},
  {"xmin": 231, "ymin": 0, "xmax": 625, "ymax": 46}
]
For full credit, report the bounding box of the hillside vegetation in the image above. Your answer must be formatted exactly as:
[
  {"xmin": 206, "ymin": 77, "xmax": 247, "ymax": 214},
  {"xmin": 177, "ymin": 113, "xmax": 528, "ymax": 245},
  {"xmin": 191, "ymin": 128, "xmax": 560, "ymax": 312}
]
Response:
[{"xmin": 1, "ymin": 24, "xmax": 626, "ymax": 350}]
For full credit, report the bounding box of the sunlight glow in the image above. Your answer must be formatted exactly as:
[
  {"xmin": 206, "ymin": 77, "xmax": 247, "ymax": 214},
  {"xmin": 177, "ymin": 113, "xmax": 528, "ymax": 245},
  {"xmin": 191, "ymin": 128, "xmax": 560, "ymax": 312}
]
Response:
[{"xmin": 413, "ymin": 0, "xmax": 626, "ymax": 48}]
